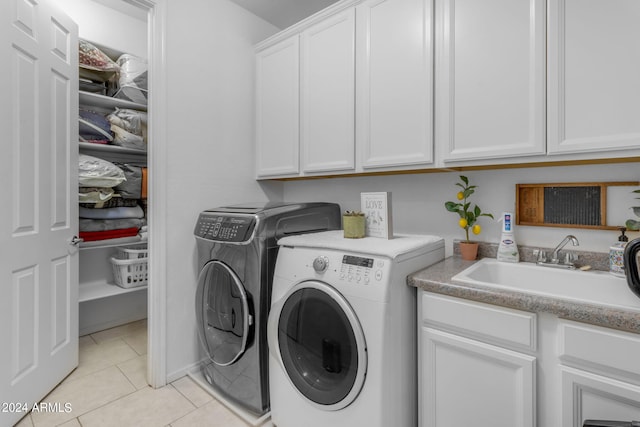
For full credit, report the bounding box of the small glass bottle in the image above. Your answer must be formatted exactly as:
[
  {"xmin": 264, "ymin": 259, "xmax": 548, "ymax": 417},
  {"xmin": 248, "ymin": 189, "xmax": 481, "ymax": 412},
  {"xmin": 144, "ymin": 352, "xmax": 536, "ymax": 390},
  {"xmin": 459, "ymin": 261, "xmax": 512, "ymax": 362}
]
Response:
[{"xmin": 609, "ymin": 227, "xmax": 629, "ymax": 277}]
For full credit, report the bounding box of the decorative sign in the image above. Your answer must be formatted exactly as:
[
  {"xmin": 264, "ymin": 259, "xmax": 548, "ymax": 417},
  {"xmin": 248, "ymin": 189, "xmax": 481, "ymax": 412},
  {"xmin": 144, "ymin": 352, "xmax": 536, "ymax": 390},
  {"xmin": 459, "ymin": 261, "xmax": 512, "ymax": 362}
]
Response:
[
  {"xmin": 360, "ymin": 192, "xmax": 393, "ymax": 239},
  {"xmin": 516, "ymin": 181, "xmax": 639, "ymax": 230}
]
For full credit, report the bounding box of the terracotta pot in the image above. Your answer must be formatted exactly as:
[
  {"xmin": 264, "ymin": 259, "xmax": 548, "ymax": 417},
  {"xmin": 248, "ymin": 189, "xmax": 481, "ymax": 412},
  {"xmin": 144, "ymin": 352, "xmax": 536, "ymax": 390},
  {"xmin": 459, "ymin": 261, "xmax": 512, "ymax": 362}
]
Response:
[{"xmin": 459, "ymin": 241, "xmax": 479, "ymax": 261}]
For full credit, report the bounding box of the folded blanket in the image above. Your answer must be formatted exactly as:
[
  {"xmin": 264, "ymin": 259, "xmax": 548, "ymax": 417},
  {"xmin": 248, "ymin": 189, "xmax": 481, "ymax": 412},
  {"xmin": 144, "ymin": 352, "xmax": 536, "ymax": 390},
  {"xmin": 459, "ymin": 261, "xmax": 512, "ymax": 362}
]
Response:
[
  {"xmin": 79, "ymin": 218, "xmax": 144, "ymax": 232},
  {"xmin": 80, "ymin": 198, "xmax": 139, "ymax": 209},
  {"xmin": 79, "ymin": 205, "xmax": 144, "ymax": 220},
  {"xmin": 79, "ymin": 187, "xmax": 115, "ymax": 204},
  {"xmin": 79, "ymin": 227, "xmax": 139, "ymax": 242}
]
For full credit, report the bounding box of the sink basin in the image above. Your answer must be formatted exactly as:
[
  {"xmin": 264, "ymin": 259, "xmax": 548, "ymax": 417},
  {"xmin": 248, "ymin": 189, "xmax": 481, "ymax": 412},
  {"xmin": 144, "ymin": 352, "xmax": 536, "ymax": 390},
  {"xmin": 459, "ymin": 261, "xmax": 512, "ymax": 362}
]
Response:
[{"xmin": 451, "ymin": 258, "xmax": 640, "ymax": 311}]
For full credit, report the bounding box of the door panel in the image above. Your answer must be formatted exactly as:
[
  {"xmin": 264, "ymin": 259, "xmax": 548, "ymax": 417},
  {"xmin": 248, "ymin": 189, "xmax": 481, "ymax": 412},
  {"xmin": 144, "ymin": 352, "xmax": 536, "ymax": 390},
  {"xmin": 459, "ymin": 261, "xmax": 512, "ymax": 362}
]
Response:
[
  {"xmin": 301, "ymin": 9, "xmax": 356, "ymax": 173},
  {"xmin": 358, "ymin": 0, "xmax": 433, "ymax": 169},
  {"xmin": 548, "ymin": 0, "xmax": 640, "ymax": 154},
  {"xmin": 437, "ymin": 0, "xmax": 546, "ymax": 162},
  {"xmin": 0, "ymin": 0, "xmax": 78, "ymax": 424}
]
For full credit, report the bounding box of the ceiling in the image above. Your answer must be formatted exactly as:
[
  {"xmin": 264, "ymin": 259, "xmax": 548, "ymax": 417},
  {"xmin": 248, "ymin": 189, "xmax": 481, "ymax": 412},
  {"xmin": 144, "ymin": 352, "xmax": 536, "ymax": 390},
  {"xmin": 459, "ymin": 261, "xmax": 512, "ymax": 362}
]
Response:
[
  {"xmin": 91, "ymin": 0, "xmax": 337, "ymax": 29},
  {"xmin": 91, "ymin": 0, "xmax": 148, "ymax": 22},
  {"xmin": 228, "ymin": 0, "xmax": 339, "ymax": 29}
]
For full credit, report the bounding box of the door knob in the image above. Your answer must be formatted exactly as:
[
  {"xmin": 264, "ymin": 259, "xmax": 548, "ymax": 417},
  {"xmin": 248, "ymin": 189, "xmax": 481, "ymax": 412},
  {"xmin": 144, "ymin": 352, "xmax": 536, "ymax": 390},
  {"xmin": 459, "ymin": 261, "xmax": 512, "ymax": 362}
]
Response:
[{"xmin": 69, "ymin": 235, "xmax": 84, "ymax": 246}]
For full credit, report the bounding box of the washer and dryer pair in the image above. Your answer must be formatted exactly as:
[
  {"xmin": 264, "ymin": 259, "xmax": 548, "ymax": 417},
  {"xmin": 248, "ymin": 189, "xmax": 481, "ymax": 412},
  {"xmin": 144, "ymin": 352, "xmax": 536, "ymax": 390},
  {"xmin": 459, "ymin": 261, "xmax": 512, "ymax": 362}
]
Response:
[
  {"xmin": 268, "ymin": 230, "xmax": 445, "ymax": 427},
  {"xmin": 194, "ymin": 202, "xmax": 445, "ymax": 425},
  {"xmin": 194, "ymin": 202, "xmax": 341, "ymax": 416}
]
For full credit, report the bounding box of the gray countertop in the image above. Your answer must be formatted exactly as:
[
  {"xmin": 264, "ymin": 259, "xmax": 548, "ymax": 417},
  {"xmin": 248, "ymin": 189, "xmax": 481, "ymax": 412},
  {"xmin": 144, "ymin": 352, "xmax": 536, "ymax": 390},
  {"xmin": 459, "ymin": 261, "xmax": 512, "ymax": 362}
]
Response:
[{"xmin": 408, "ymin": 256, "xmax": 640, "ymax": 334}]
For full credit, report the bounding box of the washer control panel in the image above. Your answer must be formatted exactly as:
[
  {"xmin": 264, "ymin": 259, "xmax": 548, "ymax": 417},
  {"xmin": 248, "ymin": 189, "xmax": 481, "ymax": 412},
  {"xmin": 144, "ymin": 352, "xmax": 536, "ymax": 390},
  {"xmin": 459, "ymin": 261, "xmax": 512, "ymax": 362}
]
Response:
[
  {"xmin": 339, "ymin": 254, "xmax": 384, "ymax": 285},
  {"xmin": 194, "ymin": 213, "xmax": 256, "ymax": 242}
]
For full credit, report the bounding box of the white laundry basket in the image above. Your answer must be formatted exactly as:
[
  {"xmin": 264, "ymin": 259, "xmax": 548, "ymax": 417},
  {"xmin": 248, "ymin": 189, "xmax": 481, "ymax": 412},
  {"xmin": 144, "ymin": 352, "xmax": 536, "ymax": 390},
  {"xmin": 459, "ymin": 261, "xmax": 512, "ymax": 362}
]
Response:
[{"xmin": 111, "ymin": 243, "xmax": 148, "ymax": 288}]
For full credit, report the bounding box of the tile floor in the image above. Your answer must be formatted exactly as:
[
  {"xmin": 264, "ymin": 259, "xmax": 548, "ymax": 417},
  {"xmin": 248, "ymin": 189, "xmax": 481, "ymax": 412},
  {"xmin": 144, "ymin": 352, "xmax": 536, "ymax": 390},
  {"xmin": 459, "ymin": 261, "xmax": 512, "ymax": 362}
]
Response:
[{"xmin": 13, "ymin": 320, "xmax": 265, "ymax": 427}]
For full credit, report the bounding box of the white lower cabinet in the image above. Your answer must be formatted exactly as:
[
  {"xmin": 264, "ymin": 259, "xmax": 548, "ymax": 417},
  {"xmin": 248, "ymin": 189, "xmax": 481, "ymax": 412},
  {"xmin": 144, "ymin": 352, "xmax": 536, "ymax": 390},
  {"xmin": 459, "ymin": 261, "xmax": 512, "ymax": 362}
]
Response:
[
  {"xmin": 421, "ymin": 328, "xmax": 536, "ymax": 427},
  {"xmin": 562, "ymin": 368, "xmax": 640, "ymax": 427},
  {"xmin": 559, "ymin": 320, "xmax": 640, "ymax": 426},
  {"xmin": 419, "ymin": 291, "xmax": 640, "ymax": 427},
  {"xmin": 419, "ymin": 292, "xmax": 536, "ymax": 427}
]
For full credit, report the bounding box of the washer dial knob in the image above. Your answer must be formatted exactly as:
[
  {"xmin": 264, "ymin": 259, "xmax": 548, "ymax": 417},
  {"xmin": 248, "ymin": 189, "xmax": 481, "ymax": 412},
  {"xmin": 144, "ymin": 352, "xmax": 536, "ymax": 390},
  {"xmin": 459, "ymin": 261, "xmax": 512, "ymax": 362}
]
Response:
[{"xmin": 312, "ymin": 256, "xmax": 329, "ymax": 273}]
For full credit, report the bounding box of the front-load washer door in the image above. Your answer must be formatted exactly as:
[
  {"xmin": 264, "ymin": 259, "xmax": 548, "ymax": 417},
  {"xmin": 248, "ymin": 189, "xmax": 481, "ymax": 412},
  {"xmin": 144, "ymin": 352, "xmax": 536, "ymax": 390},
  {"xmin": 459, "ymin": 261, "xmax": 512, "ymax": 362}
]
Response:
[
  {"xmin": 269, "ymin": 280, "xmax": 367, "ymax": 411},
  {"xmin": 196, "ymin": 260, "xmax": 253, "ymax": 366}
]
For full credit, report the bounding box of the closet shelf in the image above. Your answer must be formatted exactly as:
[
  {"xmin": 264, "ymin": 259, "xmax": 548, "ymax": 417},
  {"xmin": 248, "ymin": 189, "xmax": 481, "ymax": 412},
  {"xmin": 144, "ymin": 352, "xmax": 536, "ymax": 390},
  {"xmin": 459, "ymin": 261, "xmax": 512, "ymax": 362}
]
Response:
[
  {"xmin": 79, "ymin": 91, "xmax": 147, "ymax": 112},
  {"xmin": 79, "ymin": 279, "xmax": 147, "ymax": 303},
  {"xmin": 79, "ymin": 142, "xmax": 147, "ymax": 156},
  {"xmin": 79, "ymin": 236, "xmax": 144, "ymax": 250}
]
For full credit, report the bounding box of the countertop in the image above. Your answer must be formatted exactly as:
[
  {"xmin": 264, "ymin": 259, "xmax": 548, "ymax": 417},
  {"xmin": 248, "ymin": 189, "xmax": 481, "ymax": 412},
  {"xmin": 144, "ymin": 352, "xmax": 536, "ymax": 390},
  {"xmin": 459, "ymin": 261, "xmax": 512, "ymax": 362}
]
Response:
[{"xmin": 408, "ymin": 256, "xmax": 640, "ymax": 334}]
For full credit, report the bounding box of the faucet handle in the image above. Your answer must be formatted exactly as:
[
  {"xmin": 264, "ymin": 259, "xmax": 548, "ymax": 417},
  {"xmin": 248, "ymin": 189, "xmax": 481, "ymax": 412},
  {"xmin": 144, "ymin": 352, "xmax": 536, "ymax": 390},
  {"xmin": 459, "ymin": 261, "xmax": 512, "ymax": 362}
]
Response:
[
  {"xmin": 537, "ymin": 250, "xmax": 547, "ymax": 263},
  {"xmin": 564, "ymin": 252, "xmax": 577, "ymax": 264}
]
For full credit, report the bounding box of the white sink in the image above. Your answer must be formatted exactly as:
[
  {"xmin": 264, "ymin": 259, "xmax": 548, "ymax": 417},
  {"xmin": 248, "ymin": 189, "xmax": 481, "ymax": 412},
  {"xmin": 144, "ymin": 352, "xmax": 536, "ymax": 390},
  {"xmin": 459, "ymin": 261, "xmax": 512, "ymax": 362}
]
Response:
[{"xmin": 451, "ymin": 258, "xmax": 640, "ymax": 311}]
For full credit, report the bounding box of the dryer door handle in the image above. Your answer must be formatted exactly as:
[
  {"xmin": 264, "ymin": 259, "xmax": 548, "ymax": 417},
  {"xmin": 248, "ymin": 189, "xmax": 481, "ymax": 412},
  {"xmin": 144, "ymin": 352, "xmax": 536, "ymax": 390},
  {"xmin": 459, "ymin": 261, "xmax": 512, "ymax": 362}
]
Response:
[{"xmin": 267, "ymin": 297, "xmax": 284, "ymax": 366}]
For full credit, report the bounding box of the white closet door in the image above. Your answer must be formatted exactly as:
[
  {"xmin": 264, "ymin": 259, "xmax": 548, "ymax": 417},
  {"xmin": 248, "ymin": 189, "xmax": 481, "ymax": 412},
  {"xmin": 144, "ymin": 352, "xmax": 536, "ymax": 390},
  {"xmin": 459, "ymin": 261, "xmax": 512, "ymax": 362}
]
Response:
[
  {"xmin": 300, "ymin": 9, "xmax": 356, "ymax": 173},
  {"xmin": 0, "ymin": 0, "xmax": 78, "ymax": 424}
]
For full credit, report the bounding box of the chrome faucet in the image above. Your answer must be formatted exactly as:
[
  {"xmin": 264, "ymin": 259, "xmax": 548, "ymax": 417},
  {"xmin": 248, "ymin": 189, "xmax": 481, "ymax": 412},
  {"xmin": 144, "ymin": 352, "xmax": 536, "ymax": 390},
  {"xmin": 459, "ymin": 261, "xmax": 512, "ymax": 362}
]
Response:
[
  {"xmin": 551, "ymin": 235, "xmax": 579, "ymax": 262},
  {"xmin": 536, "ymin": 235, "xmax": 580, "ymax": 269}
]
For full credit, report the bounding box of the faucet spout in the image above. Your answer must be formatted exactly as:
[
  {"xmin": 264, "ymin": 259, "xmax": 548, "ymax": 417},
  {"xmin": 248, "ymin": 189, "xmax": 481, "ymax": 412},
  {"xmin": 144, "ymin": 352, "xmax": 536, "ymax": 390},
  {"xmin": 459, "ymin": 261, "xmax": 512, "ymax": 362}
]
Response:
[{"xmin": 551, "ymin": 235, "xmax": 579, "ymax": 262}]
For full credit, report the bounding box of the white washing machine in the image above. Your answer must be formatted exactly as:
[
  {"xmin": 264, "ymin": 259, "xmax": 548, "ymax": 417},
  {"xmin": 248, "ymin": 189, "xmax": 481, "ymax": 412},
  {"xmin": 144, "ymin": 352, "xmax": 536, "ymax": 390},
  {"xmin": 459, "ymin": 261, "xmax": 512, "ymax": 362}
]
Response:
[{"xmin": 267, "ymin": 230, "xmax": 444, "ymax": 427}]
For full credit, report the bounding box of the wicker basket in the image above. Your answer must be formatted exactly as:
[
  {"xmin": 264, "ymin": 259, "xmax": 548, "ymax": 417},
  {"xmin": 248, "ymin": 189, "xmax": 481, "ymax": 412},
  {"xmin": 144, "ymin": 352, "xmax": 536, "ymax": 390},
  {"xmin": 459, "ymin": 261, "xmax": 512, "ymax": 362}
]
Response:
[{"xmin": 111, "ymin": 257, "xmax": 148, "ymax": 288}]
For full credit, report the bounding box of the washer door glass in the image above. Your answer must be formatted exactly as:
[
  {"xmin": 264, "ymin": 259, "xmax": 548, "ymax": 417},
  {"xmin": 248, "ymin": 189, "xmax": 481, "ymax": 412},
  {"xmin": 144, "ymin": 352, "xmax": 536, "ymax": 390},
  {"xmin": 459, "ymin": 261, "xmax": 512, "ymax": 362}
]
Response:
[
  {"xmin": 276, "ymin": 281, "xmax": 366, "ymax": 409},
  {"xmin": 196, "ymin": 260, "xmax": 252, "ymax": 366}
]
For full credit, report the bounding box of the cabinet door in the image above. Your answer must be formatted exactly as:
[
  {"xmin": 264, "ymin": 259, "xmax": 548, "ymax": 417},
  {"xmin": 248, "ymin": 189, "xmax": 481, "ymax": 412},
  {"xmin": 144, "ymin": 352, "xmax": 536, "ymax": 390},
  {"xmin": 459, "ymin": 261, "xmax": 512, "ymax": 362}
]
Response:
[
  {"xmin": 562, "ymin": 368, "xmax": 640, "ymax": 427},
  {"xmin": 436, "ymin": 0, "xmax": 546, "ymax": 162},
  {"xmin": 548, "ymin": 0, "xmax": 640, "ymax": 154},
  {"xmin": 357, "ymin": 0, "xmax": 433, "ymax": 169},
  {"xmin": 256, "ymin": 36, "xmax": 300, "ymax": 177},
  {"xmin": 420, "ymin": 327, "xmax": 536, "ymax": 427},
  {"xmin": 300, "ymin": 9, "xmax": 355, "ymax": 173}
]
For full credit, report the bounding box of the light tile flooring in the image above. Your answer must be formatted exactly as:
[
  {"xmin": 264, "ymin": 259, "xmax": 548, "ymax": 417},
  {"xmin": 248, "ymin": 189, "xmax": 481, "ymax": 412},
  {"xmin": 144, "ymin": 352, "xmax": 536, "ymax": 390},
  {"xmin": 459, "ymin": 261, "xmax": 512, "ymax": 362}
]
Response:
[{"xmin": 14, "ymin": 320, "xmax": 261, "ymax": 427}]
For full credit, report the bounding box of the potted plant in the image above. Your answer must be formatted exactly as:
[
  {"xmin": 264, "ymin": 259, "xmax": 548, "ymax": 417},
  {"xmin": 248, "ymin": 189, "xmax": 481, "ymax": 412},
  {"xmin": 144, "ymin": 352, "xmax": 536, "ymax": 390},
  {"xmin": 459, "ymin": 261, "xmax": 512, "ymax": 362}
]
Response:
[{"xmin": 445, "ymin": 175, "xmax": 494, "ymax": 260}]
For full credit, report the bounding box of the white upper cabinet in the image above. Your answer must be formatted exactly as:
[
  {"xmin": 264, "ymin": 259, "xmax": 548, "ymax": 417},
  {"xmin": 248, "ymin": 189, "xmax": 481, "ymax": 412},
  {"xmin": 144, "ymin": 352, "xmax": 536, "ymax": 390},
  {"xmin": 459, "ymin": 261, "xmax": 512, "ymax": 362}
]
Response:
[
  {"xmin": 436, "ymin": 0, "xmax": 546, "ymax": 162},
  {"xmin": 300, "ymin": 9, "xmax": 356, "ymax": 173},
  {"xmin": 356, "ymin": 0, "xmax": 434, "ymax": 169},
  {"xmin": 255, "ymin": 36, "xmax": 300, "ymax": 178},
  {"xmin": 548, "ymin": 0, "xmax": 640, "ymax": 155}
]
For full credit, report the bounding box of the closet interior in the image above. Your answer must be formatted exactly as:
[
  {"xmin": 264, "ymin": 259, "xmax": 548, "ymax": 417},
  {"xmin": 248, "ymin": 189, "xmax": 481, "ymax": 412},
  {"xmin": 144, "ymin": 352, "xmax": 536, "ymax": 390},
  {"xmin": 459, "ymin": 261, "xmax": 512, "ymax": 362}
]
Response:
[{"xmin": 73, "ymin": 3, "xmax": 150, "ymax": 336}]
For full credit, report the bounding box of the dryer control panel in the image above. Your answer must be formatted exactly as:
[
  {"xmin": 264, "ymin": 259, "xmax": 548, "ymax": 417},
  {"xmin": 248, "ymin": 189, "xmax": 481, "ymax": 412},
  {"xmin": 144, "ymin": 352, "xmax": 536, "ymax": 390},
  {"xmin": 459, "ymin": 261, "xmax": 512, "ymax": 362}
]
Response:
[
  {"xmin": 339, "ymin": 254, "xmax": 384, "ymax": 285},
  {"xmin": 194, "ymin": 213, "xmax": 256, "ymax": 242}
]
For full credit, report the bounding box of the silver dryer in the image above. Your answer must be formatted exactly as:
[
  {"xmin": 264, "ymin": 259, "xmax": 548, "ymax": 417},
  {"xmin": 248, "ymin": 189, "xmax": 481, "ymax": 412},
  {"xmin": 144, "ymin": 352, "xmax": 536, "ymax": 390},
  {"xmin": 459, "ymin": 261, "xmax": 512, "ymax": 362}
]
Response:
[{"xmin": 194, "ymin": 202, "xmax": 341, "ymax": 415}]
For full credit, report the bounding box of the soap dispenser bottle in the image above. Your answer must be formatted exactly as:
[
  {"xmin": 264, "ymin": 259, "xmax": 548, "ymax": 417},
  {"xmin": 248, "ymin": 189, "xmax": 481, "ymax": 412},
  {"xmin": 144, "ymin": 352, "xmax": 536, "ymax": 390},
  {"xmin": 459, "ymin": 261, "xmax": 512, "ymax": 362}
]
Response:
[
  {"xmin": 497, "ymin": 212, "xmax": 519, "ymax": 262},
  {"xmin": 609, "ymin": 227, "xmax": 628, "ymax": 277}
]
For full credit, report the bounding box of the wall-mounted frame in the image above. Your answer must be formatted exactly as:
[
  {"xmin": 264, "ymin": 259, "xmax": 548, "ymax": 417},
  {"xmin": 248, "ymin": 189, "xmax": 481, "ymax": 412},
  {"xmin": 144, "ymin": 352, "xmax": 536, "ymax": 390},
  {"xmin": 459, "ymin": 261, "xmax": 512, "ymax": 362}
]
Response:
[{"xmin": 516, "ymin": 182, "xmax": 639, "ymax": 230}]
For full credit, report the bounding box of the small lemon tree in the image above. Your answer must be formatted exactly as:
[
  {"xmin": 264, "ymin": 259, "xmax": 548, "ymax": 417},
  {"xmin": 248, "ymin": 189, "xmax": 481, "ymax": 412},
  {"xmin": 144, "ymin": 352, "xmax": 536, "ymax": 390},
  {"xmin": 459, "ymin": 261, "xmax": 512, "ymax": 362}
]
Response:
[{"xmin": 445, "ymin": 175, "xmax": 494, "ymax": 242}]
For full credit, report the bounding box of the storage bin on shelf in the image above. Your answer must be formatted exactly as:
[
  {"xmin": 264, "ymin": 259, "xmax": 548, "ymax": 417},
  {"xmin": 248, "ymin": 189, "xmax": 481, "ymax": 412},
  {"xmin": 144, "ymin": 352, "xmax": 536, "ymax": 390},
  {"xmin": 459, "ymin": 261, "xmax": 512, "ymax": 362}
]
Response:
[
  {"xmin": 111, "ymin": 243, "xmax": 148, "ymax": 288},
  {"xmin": 115, "ymin": 243, "xmax": 148, "ymax": 259}
]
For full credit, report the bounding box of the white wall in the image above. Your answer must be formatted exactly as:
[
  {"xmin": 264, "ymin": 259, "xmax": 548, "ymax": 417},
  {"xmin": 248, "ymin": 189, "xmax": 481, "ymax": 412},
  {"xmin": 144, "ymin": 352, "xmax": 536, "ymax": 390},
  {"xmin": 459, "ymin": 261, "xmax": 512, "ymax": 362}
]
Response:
[
  {"xmin": 283, "ymin": 162, "xmax": 640, "ymax": 256},
  {"xmin": 54, "ymin": 0, "xmax": 147, "ymax": 58},
  {"xmin": 163, "ymin": 0, "xmax": 281, "ymax": 379},
  {"xmin": 56, "ymin": 0, "xmax": 282, "ymax": 380}
]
